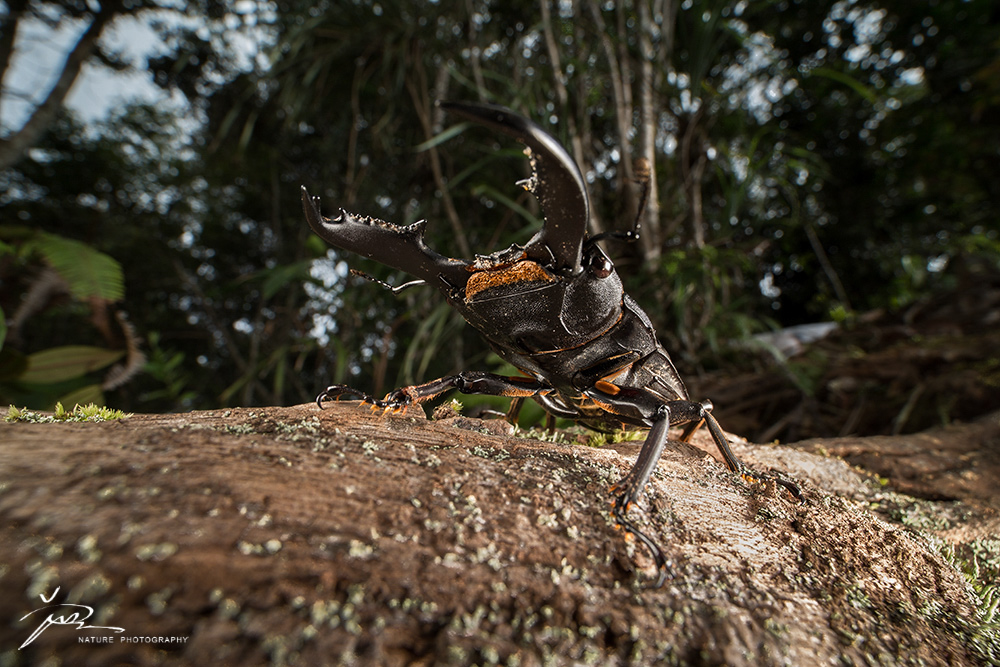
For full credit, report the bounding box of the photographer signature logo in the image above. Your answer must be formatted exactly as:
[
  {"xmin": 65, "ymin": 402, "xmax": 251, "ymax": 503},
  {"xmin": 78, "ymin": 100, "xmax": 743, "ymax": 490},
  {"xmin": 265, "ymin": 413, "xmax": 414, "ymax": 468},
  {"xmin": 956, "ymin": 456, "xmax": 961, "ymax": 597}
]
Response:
[{"xmin": 18, "ymin": 587, "xmax": 125, "ymax": 649}]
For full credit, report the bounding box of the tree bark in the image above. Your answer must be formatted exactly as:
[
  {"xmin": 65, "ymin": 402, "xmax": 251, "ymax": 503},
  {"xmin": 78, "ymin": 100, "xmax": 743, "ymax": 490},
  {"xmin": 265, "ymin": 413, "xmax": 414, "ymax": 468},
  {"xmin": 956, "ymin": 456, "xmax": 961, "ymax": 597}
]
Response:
[{"xmin": 1, "ymin": 403, "xmax": 995, "ymax": 665}]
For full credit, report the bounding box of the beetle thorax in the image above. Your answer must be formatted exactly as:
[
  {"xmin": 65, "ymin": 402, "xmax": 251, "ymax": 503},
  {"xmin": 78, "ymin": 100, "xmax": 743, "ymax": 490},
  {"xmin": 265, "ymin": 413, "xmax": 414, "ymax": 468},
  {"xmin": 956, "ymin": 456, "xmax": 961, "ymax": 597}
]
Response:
[{"xmin": 453, "ymin": 246, "xmax": 624, "ymax": 355}]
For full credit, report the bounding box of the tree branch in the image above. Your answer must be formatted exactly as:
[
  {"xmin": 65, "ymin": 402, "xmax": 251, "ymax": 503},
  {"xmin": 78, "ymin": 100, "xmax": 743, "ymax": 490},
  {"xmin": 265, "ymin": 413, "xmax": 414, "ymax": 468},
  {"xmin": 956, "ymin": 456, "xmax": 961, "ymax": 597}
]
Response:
[
  {"xmin": 586, "ymin": 0, "xmax": 636, "ymax": 235},
  {"xmin": 405, "ymin": 49, "xmax": 471, "ymax": 258},
  {"xmin": 637, "ymin": 0, "xmax": 662, "ymax": 260},
  {"xmin": 0, "ymin": 1, "xmax": 29, "ymax": 129},
  {"xmin": 0, "ymin": 1, "xmax": 121, "ymax": 171},
  {"xmin": 540, "ymin": 0, "xmax": 602, "ymax": 236}
]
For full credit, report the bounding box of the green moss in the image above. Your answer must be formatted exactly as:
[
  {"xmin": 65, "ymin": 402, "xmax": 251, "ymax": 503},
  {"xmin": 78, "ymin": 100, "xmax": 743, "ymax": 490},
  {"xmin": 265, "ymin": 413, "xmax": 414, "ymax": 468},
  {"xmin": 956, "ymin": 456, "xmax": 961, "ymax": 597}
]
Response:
[
  {"xmin": 512, "ymin": 425, "xmax": 572, "ymax": 445},
  {"xmin": 586, "ymin": 427, "xmax": 646, "ymax": 448},
  {"xmin": 936, "ymin": 538, "xmax": 1000, "ymax": 660},
  {"xmin": 6, "ymin": 402, "xmax": 131, "ymax": 423}
]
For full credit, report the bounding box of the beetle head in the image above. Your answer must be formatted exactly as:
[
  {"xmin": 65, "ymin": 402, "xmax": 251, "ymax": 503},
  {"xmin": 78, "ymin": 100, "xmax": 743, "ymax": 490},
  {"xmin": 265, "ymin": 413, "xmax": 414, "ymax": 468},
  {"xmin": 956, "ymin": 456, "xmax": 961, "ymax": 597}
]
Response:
[{"xmin": 426, "ymin": 102, "xmax": 633, "ymax": 352}]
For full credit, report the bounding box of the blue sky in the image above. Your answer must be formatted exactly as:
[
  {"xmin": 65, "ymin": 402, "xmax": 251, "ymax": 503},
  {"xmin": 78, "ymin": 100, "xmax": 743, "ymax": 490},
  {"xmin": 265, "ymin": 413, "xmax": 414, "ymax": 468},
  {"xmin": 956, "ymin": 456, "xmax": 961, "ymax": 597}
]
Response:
[{"xmin": 2, "ymin": 11, "xmax": 178, "ymax": 132}]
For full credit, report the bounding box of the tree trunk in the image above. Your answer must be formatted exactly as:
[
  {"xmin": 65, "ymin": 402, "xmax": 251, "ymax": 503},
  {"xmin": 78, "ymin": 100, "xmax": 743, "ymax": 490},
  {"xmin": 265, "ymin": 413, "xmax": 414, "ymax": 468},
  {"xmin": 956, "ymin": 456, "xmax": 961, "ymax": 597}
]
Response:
[
  {"xmin": 0, "ymin": 3, "xmax": 119, "ymax": 171},
  {"xmin": 1, "ymin": 404, "xmax": 995, "ymax": 665}
]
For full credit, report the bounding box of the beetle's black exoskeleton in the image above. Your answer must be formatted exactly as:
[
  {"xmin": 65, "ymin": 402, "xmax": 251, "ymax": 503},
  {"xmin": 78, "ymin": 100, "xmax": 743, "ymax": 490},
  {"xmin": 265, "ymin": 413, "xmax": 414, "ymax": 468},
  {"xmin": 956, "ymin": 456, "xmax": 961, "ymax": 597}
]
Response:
[{"xmin": 302, "ymin": 101, "xmax": 801, "ymax": 586}]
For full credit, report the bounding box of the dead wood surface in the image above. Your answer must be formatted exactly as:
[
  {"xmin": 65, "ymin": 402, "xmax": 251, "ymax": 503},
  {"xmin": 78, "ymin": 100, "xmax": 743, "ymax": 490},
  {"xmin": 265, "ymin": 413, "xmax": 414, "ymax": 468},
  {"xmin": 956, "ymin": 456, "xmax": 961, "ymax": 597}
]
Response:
[
  {"xmin": 691, "ymin": 261, "xmax": 1000, "ymax": 444},
  {"xmin": 1, "ymin": 402, "xmax": 997, "ymax": 665}
]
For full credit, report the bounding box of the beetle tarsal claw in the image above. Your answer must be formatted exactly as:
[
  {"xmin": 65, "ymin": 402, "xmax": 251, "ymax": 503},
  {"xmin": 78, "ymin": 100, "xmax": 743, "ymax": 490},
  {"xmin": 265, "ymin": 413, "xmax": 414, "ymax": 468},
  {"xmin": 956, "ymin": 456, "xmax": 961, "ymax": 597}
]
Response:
[
  {"xmin": 612, "ymin": 510, "xmax": 670, "ymax": 587},
  {"xmin": 315, "ymin": 384, "xmax": 378, "ymax": 409},
  {"xmin": 739, "ymin": 471, "xmax": 803, "ymax": 502},
  {"xmin": 776, "ymin": 477, "xmax": 804, "ymax": 502}
]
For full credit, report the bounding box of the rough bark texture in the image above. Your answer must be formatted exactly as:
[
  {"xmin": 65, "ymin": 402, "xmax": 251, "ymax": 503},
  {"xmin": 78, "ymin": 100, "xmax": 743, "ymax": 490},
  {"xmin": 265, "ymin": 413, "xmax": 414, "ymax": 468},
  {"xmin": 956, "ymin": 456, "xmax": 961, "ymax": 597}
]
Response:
[{"xmin": 1, "ymin": 403, "xmax": 997, "ymax": 665}]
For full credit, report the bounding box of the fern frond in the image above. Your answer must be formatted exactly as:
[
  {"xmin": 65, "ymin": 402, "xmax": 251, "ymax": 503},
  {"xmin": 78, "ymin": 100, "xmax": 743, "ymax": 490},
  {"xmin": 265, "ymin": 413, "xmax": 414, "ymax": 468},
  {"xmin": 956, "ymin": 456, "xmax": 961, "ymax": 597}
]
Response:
[{"xmin": 33, "ymin": 232, "xmax": 125, "ymax": 302}]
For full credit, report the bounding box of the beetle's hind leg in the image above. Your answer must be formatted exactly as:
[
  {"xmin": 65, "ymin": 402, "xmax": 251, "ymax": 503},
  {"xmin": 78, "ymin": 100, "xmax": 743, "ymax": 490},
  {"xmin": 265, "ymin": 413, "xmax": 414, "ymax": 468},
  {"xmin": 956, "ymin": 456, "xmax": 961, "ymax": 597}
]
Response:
[
  {"xmin": 600, "ymin": 390, "xmax": 801, "ymax": 586},
  {"xmin": 672, "ymin": 399, "xmax": 802, "ymax": 501},
  {"xmin": 698, "ymin": 405, "xmax": 803, "ymax": 501}
]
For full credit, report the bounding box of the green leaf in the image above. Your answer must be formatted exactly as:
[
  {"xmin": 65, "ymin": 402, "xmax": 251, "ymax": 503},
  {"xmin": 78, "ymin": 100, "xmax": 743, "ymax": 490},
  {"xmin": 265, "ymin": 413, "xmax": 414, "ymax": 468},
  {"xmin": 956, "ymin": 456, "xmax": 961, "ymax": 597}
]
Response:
[
  {"xmin": 20, "ymin": 346, "xmax": 125, "ymax": 384},
  {"xmin": 413, "ymin": 121, "xmax": 470, "ymax": 153},
  {"xmin": 259, "ymin": 260, "xmax": 314, "ymax": 301},
  {"xmin": 808, "ymin": 67, "xmax": 879, "ymax": 105},
  {"xmin": 33, "ymin": 233, "xmax": 125, "ymax": 302}
]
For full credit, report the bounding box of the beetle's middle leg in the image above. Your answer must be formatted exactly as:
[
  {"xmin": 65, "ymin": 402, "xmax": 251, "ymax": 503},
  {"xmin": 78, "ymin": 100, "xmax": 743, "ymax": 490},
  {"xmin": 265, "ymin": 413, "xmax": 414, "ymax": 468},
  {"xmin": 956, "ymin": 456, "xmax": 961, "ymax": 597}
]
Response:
[
  {"xmin": 316, "ymin": 372, "xmax": 552, "ymax": 412},
  {"xmin": 503, "ymin": 396, "xmax": 558, "ymax": 430}
]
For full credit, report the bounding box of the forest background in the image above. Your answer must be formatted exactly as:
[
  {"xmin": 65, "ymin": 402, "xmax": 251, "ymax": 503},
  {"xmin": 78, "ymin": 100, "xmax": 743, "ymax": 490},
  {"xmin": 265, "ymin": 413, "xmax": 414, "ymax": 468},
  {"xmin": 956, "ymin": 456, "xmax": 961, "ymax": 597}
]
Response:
[{"xmin": 2, "ymin": 0, "xmax": 998, "ymax": 441}]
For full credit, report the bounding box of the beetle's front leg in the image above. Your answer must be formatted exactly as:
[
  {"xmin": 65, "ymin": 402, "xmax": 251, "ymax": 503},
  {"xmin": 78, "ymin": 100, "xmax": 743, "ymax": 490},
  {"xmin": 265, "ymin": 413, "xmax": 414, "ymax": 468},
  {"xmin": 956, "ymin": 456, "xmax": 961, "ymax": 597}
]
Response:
[
  {"xmin": 314, "ymin": 384, "xmax": 413, "ymax": 411},
  {"xmin": 316, "ymin": 372, "xmax": 553, "ymax": 413}
]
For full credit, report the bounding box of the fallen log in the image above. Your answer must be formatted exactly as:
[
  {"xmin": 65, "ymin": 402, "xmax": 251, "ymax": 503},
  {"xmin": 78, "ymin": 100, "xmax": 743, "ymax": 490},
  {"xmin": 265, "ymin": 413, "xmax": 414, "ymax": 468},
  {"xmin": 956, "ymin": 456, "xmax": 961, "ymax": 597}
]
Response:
[{"xmin": 1, "ymin": 403, "xmax": 996, "ymax": 665}]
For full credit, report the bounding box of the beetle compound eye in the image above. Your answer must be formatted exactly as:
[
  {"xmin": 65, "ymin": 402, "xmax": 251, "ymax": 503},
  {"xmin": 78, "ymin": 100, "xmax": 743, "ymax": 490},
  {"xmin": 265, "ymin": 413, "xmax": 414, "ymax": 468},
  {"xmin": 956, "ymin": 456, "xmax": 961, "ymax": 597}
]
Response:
[{"xmin": 589, "ymin": 254, "xmax": 613, "ymax": 279}]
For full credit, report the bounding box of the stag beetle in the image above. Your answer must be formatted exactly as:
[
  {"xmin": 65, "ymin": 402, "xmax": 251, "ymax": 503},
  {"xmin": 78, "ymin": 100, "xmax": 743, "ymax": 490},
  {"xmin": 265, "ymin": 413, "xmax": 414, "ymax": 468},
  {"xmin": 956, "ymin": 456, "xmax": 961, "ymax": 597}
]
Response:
[{"xmin": 302, "ymin": 101, "xmax": 801, "ymax": 585}]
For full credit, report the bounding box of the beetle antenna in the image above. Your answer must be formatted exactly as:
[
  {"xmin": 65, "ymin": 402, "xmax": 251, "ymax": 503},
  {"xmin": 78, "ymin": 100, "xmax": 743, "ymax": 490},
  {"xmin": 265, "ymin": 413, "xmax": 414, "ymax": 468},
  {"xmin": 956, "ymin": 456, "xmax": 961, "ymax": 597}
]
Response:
[
  {"xmin": 630, "ymin": 157, "xmax": 651, "ymax": 241},
  {"xmin": 349, "ymin": 268, "xmax": 427, "ymax": 294},
  {"xmin": 589, "ymin": 158, "xmax": 649, "ymax": 246}
]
